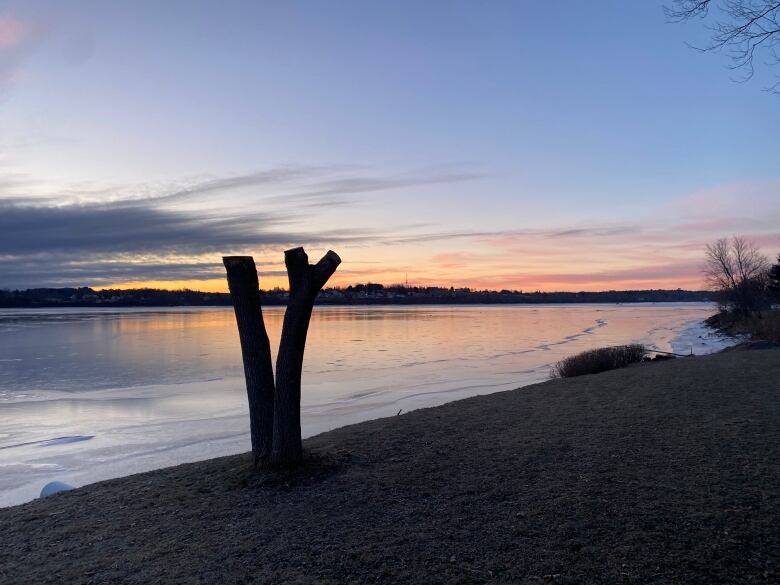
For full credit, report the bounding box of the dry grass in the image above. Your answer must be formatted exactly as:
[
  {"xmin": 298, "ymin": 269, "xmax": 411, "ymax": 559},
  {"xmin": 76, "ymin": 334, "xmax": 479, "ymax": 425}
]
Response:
[
  {"xmin": 707, "ymin": 310, "xmax": 780, "ymax": 342},
  {"xmin": 551, "ymin": 344, "xmax": 647, "ymax": 378},
  {"xmin": 741, "ymin": 312, "xmax": 780, "ymax": 342},
  {"xmin": 2, "ymin": 350, "xmax": 779, "ymax": 584}
]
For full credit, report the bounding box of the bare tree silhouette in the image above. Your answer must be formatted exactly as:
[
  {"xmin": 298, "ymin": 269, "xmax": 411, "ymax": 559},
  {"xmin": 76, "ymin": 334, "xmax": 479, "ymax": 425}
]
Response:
[
  {"xmin": 705, "ymin": 236, "xmax": 770, "ymax": 314},
  {"xmin": 223, "ymin": 247, "xmax": 341, "ymax": 467},
  {"xmin": 666, "ymin": 0, "xmax": 780, "ymax": 92}
]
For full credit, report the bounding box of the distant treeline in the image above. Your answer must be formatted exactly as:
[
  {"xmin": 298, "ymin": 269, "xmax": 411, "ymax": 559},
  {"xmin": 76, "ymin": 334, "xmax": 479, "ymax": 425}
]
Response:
[{"xmin": 0, "ymin": 284, "xmax": 713, "ymax": 308}]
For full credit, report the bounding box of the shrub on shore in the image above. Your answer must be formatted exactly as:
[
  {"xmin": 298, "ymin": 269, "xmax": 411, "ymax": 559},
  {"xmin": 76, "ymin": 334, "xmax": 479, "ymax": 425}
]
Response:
[{"xmin": 552, "ymin": 344, "xmax": 647, "ymax": 378}]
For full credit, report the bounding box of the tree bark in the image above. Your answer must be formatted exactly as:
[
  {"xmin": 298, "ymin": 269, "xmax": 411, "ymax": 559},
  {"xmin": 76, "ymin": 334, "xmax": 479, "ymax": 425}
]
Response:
[
  {"xmin": 271, "ymin": 247, "xmax": 341, "ymax": 467},
  {"xmin": 223, "ymin": 256, "xmax": 276, "ymax": 465}
]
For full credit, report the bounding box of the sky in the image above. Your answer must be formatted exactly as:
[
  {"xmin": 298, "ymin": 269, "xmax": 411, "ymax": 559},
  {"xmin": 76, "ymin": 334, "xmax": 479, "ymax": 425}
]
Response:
[{"xmin": 0, "ymin": 0, "xmax": 778, "ymax": 292}]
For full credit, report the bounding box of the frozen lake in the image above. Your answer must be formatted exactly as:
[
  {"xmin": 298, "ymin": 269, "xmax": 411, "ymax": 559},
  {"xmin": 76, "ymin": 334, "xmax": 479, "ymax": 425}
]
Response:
[{"xmin": 0, "ymin": 303, "xmax": 734, "ymax": 506}]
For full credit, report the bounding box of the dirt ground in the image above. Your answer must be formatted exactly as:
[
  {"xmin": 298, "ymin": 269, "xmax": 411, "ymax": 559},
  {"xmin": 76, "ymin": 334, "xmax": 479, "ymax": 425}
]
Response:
[{"xmin": 1, "ymin": 349, "xmax": 778, "ymax": 584}]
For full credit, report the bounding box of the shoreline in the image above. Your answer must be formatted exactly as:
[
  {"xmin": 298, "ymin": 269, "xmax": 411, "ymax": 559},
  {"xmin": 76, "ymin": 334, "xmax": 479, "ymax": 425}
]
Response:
[
  {"xmin": 1, "ymin": 288, "xmax": 714, "ymax": 309},
  {"xmin": 2, "ymin": 348, "xmax": 777, "ymax": 583}
]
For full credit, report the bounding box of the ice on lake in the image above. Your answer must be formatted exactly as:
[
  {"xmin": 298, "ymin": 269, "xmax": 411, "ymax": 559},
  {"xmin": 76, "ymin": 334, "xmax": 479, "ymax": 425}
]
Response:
[{"xmin": 0, "ymin": 303, "xmax": 735, "ymax": 507}]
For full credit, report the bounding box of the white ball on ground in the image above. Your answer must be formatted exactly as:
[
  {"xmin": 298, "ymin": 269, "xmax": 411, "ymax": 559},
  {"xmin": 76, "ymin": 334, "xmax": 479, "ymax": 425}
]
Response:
[{"xmin": 40, "ymin": 481, "xmax": 74, "ymax": 498}]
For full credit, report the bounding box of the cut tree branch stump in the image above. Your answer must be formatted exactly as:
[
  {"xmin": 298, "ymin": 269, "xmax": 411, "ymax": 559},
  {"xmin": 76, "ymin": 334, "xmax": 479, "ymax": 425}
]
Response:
[
  {"xmin": 223, "ymin": 256, "xmax": 276, "ymax": 465},
  {"xmin": 271, "ymin": 247, "xmax": 341, "ymax": 467}
]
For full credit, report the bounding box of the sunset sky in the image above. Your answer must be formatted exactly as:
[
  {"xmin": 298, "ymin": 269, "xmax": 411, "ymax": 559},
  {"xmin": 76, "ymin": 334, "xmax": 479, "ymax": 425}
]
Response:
[{"xmin": 1, "ymin": 1, "xmax": 778, "ymax": 292}]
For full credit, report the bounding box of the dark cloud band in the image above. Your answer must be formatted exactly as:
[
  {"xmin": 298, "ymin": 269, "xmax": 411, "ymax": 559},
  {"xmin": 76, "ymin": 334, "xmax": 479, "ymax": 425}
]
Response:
[{"xmin": 0, "ymin": 165, "xmax": 483, "ymax": 288}]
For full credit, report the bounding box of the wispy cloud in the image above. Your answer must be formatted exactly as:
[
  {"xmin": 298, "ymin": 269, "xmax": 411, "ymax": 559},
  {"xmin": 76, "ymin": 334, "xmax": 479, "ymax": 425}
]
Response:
[
  {"xmin": 263, "ymin": 170, "xmax": 484, "ymax": 208},
  {"xmin": 42, "ymin": 164, "xmax": 482, "ymax": 209},
  {"xmin": 122, "ymin": 165, "xmax": 484, "ymax": 210},
  {"xmin": 145, "ymin": 166, "xmax": 328, "ymax": 205}
]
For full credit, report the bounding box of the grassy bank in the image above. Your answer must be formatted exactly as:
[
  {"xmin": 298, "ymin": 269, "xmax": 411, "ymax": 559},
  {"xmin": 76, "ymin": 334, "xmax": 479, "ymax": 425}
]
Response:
[
  {"xmin": 706, "ymin": 310, "xmax": 780, "ymax": 342},
  {"xmin": 1, "ymin": 349, "xmax": 779, "ymax": 584}
]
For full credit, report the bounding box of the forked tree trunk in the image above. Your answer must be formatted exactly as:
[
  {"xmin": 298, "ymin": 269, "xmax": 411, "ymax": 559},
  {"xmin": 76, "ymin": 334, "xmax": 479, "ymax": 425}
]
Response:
[
  {"xmin": 223, "ymin": 256, "xmax": 276, "ymax": 464},
  {"xmin": 271, "ymin": 247, "xmax": 341, "ymax": 467}
]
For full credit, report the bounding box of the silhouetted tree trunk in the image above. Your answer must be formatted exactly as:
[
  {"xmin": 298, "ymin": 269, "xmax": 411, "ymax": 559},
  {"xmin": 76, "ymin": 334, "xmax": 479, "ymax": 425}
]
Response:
[
  {"xmin": 223, "ymin": 256, "xmax": 276, "ymax": 464},
  {"xmin": 769, "ymin": 255, "xmax": 780, "ymax": 302},
  {"xmin": 271, "ymin": 247, "xmax": 341, "ymax": 467}
]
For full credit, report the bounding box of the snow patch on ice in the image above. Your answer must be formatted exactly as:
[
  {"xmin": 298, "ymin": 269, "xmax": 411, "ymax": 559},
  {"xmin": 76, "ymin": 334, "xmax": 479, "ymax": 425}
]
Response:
[{"xmin": 669, "ymin": 318, "xmax": 742, "ymax": 355}]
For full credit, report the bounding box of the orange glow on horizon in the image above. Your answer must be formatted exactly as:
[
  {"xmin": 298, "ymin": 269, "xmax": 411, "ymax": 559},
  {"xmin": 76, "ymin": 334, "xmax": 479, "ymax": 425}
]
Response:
[
  {"xmin": 83, "ymin": 190, "xmax": 780, "ymax": 296},
  {"xmin": 94, "ymin": 279, "xmax": 235, "ymax": 293},
  {"xmin": 93, "ymin": 272, "xmax": 707, "ymax": 294}
]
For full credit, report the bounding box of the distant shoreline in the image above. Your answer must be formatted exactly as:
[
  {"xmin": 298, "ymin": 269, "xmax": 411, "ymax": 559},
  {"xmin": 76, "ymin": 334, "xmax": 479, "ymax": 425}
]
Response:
[
  {"xmin": 0, "ymin": 300, "xmax": 717, "ymax": 309},
  {"xmin": 0, "ymin": 286, "xmax": 713, "ymax": 308}
]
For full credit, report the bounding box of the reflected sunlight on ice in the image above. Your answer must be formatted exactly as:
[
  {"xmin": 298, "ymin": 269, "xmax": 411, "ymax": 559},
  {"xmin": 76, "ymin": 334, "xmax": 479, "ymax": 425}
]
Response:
[{"xmin": 0, "ymin": 303, "xmax": 735, "ymax": 506}]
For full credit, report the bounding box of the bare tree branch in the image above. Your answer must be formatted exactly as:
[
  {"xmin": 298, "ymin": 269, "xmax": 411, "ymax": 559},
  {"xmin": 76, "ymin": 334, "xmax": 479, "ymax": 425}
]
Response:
[
  {"xmin": 704, "ymin": 236, "xmax": 770, "ymax": 314},
  {"xmin": 666, "ymin": 0, "xmax": 780, "ymax": 92}
]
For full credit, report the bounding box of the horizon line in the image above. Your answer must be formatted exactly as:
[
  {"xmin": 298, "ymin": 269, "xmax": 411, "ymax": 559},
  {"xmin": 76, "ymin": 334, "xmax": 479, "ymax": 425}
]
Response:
[{"xmin": 3, "ymin": 284, "xmax": 713, "ymax": 295}]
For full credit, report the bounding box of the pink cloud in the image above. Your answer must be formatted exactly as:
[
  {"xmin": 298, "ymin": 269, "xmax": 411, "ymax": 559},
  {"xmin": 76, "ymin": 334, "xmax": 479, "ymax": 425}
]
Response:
[
  {"xmin": 430, "ymin": 252, "xmax": 485, "ymax": 269},
  {"xmin": 662, "ymin": 180, "xmax": 780, "ymax": 224},
  {"xmin": 0, "ymin": 17, "xmax": 28, "ymax": 48}
]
